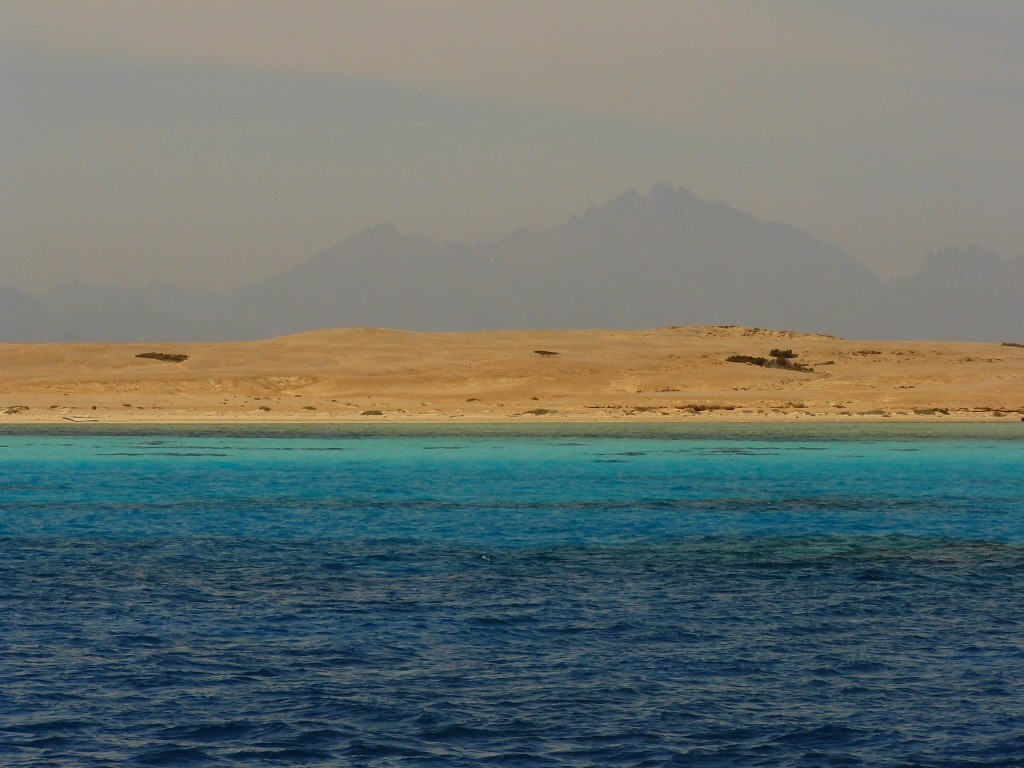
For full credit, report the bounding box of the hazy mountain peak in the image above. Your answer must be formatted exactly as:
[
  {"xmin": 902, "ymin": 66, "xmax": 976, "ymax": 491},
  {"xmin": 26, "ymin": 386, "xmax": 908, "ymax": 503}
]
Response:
[
  {"xmin": 3, "ymin": 186, "xmax": 1021, "ymax": 342},
  {"xmin": 650, "ymin": 181, "xmax": 676, "ymax": 198},
  {"xmin": 649, "ymin": 181, "xmax": 698, "ymax": 203},
  {"xmin": 917, "ymin": 245, "xmax": 1008, "ymax": 283},
  {"xmin": 923, "ymin": 244, "xmax": 1004, "ymax": 267},
  {"xmin": 325, "ymin": 221, "xmax": 409, "ymax": 253},
  {"xmin": 340, "ymin": 221, "xmax": 402, "ymax": 250},
  {"xmin": 587, "ymin": 187, "xmax": 640, "ymax": 218},
  {"xmin": 576, "ymin": 183, "xmax": 702, "ymax": 227}
]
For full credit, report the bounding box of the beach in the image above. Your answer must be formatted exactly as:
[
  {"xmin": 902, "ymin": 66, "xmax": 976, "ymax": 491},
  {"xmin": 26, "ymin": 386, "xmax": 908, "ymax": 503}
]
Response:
[{"xmin": 1, "ymin": 325, "xmax": 1022, "ymax": 423}]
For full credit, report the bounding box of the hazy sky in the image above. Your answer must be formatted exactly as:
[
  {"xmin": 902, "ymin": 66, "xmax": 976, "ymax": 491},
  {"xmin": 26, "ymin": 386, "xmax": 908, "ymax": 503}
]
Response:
[{"xmin": 3, "ymin": 1, "xmax": 1023, "ymax": 291}]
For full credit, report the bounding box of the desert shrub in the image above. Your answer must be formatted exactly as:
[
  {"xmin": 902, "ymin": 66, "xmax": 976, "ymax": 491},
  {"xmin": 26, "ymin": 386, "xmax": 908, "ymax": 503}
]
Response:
[
  {"xmin": 520, "ymin": 408, "xmax": 556, "ymax": 415},
  {"xmin": 727, "ymin": 352, "xmax": 814, "ymax": 372},
  {"xmin": 361, "ymin": 409, "xmax": 384, "ymax": 416},
  {"xmin": 136, "ymin": 352, "xmax": 188, "ymax": 363},
  {"xmin": 783, "ymin": 360, "xmax": 815, "ymax": 373},
  {"xmin": 1002, "ymin": 342, "xmax": 1024, "ymax": 349},
  {"xmin": 726, "ymin": 355, "xmax": 769, "ymax": 367},
  {"xmin": 533, "ymin": 349, "xmax": 559, "ymax": 357}
]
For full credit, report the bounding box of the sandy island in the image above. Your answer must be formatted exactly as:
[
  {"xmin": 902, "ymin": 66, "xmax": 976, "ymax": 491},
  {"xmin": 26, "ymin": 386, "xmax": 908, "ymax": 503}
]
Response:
[{"xmin": 1, "ymin": 326, "xmax": 1022, "ymax": 424}]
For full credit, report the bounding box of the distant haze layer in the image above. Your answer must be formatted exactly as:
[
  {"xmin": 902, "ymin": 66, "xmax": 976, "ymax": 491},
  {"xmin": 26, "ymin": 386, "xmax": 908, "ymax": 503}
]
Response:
[
  {"xmin": 1, "ymin": 185, "xmax": 1021, "ymax": 343},
  {"xmin": 3, "ymin": 2, "xmax": 1024, "ymax": 291}
]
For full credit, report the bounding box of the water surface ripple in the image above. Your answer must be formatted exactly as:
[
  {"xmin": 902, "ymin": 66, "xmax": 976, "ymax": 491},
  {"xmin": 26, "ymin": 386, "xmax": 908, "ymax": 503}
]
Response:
[{"xmin": 2, "ymin": 425, "xmax": 1023, "ymax": 766}]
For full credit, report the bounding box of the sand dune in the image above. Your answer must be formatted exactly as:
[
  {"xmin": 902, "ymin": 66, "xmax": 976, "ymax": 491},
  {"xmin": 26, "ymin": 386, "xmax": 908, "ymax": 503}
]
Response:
[{"xmin": 1, "ymin": 326, "xmax": 1022, "ymax": 423}]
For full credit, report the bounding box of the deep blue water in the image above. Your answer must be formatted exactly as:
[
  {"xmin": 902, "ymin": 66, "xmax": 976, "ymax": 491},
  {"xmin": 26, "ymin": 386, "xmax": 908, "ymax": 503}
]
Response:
[{"xmin": 2, "ymin": 424, "xmax": 1023, "ymax": 767}]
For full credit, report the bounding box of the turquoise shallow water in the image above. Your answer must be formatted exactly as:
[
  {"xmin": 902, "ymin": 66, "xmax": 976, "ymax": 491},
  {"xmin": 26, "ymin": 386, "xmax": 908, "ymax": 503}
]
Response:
[{"xmin": 2, "ymin": 424, "xmax": 1023, "ymax": 766}]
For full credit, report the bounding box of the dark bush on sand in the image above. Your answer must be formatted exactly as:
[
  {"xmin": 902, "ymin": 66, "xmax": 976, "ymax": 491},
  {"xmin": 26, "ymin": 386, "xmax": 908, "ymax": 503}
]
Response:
[
  {"xmin": 136, "ymin": 352, "xmax": 189, "ymax": 363},
  {"xmin": 727, "ymin": 351, "xmax": 814, "ymax": 373}
]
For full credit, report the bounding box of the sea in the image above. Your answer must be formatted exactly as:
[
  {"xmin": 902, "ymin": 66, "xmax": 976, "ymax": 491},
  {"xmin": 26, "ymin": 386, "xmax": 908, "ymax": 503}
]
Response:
[{"xmin": 1, "ymin": 424, "xmax": 1023, "ymax": 767}]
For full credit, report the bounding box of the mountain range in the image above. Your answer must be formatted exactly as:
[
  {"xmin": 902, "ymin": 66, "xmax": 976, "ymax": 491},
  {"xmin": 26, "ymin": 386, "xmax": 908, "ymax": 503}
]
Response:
[{"xmin": 3, "ymin": 183, "xmax": 1022, "ymax": 342}]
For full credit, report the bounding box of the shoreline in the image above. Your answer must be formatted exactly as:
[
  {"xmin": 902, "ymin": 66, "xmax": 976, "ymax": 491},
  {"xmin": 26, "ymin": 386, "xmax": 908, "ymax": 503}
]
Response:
[{"xmin": 2, "ymin": 412, "xmax": 1019, "ymax": 426}]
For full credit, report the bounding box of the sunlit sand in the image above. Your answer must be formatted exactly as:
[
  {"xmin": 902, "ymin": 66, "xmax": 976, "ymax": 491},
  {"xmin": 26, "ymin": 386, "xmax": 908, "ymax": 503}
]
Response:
[{"xmin": 1, "ymin": 326, "xmax": 1021, "ymax": 423}]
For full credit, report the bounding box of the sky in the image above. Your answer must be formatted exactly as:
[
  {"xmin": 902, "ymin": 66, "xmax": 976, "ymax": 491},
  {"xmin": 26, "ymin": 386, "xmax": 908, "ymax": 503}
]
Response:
[{"xmin": 3, "ymin": 0, "xmax": 1023, "ymax": 292}]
